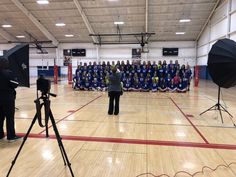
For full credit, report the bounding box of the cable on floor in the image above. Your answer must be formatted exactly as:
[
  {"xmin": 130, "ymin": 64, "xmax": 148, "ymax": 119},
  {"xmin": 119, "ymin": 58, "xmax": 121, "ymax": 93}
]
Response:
[{"xmin": 136, "ymin": 162, "xmax": 236, "ymax": 177}]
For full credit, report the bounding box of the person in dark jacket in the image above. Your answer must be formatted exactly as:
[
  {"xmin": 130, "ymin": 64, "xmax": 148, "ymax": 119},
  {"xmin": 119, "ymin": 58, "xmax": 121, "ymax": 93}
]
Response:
[
  {"xmin": 0, "ymin": 58, "xmax": 21, "ymax": 142},
  {"xmin": 108, "ymin": 67, "xmax": 122, "ymax": 115}
]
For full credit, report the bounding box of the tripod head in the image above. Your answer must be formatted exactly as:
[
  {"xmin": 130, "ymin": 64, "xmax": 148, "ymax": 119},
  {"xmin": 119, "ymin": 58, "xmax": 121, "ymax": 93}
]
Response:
[{"xmin": 35, "ymin": 76, "xmax": 57, "ymax": 130}]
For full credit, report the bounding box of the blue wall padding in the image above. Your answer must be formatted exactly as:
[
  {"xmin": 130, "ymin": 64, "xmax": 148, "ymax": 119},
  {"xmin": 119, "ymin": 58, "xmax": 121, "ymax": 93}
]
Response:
[
  {"xmin": 37, "ymin": 66, "xmax": 61, "ymax": 77},
  {"xmin": 198, "ymin": 65, "xmax": 212, "ymax": 80}
]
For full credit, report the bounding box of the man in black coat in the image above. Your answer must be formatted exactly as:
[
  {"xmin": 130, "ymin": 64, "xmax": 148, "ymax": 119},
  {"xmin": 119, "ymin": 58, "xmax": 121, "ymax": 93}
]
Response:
[{"xmin": 0, "ymin": 58, "xmax": 21, "ymax": 142}]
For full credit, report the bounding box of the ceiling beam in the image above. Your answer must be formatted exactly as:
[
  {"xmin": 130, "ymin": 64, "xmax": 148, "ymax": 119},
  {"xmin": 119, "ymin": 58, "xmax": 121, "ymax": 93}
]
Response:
[
  {"xmin": 0, "ymin": 28, "xmax": 17, "ymax": 42},
  {"xmin": 196, "ymin": 0, "xmax": 221, "ymax": 41},
  {"xmin": 73, "ymin": 0, "xmax": 97, "ymax": 43},
  {"xmin": 10, "ymin": 0, "xmax": 59, "ymax": 46}
]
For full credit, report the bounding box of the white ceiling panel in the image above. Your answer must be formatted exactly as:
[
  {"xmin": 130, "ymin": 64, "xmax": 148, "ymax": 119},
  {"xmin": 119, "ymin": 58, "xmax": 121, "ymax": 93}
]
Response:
[{"xmin": 0, "ymin": 0, "xmax": 219, "ymax": 44}]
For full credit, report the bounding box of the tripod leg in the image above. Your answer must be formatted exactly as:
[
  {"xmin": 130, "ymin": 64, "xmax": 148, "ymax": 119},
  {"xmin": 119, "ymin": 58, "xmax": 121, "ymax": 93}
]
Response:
[
  {"xmin": 218, "ymin": 107, "xmax": 224, "ymax": 124},
  {"xmin": 219, "ymin": 104, "xmax": 233, "ymax": 117},
  {"xmin": 200, "ymin": 104, "xmax": 217, "ymax": 115},
  {"xmin": 49, "ymin": 111, "xmax": 74, "ymax": 177},
  {"xmin": 45, "ymin": 117, "xmax": 49, "ymax": 138},
  {"xmin": 6, "ymin": 113, "xmax": 38, "ymax": 177},
  {"xmin": 44, "ymin": 99, "xmax": 50, "ymax": 138}
]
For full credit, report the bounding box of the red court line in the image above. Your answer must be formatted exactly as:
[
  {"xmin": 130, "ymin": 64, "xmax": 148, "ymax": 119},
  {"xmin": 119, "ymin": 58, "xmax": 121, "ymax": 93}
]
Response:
[
  {"xmin": 16, "ymin": 133, "xmax": 236, "ymax": 151},
  {"xmin": 169, "ymin": 97, "xmax": 209, "ymax": 144},
  {"xmin": 38, "ymin": 95, "xmax": 103, "ymax": 134}
]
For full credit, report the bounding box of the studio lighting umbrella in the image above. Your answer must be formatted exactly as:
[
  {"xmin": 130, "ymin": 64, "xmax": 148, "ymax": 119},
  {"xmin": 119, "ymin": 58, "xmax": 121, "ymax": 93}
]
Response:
[
  {"xmin": 208, "ymin": 38, "xmax": 236, "ymax": 88},
  {"xmin": 200, "ymin": 38, "xmax": 236, "ymax": 125},
  {"xmin": 3, "ymin": 44, "xmax": 30, "ymax": 87}
]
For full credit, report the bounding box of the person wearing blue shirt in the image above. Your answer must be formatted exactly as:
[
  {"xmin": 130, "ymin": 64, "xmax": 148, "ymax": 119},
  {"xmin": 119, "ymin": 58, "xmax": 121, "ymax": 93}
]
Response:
[
  {"xmin": 130, "ymin": 64, "xmax": 136, "ymax": 75},
  {"xmin": 162, "ymin": 64, "xmax": 168, "ymax": 78},
  {"xmin": 165, "ymin": 74, "xmax": 172, "ymax": 86},
  {"xmin": 88, "ymin": 71, "xmax": 93, "ymax": 79},
  {"xmin": 73, "ymin": 75, "xmax": 81, "ymax": 90},
  {"xmin": 142, "ymin": 65, "xmax": 147, "ymax": 77},
  {"xmin": 168, "ymin": 60, "xmax": 174, "ymax": 70},
  {"xmin": 123, "ymin": 78, "xmax": 131, "ymax": 91},
  {"xmin": 92, "ymin": 78, "xmax": 99, "ymax": 91},
  {"xmin": 131, "ymin": 78, "xmax": 140, "ymax": 91},
  {"xmin": 139, "ymin": 73, "xmax": 145, "ymax": 86},
  {"xmin": 177, "ymin": 78, "xmax": 187, "ymax": 92},
  {"xmin": 151, "ymin": 78, "xmax": 158, "ymax": 92},
  {"xmin": 174, "ymin": 60, "xmax": 180, "ymax": 70},
  {"xmin": 84, "ymin": 78, "xmax": 91, "ymax": 91},
  {"xmin": 159, "ymin": 78, "xmax": 167, "ymax": 92},
  {"xmin": 93, "ymin": 65, "xmax": 99, "ymax": 75},
  {"xmin": 122, "ymin": 77, "xmax": 128, "ymax": 91},
  {"xmin": 98, "ymin": 72, "xmax": 104, "ymax": 82},
  {"xmin": 168, "ymin": 64, "xmax": 176, "ymax": 78},
  {"xmin": 100, "ymin": 79, "xmax": 107, "ymax": 91},
  {"xmin": 141, "ymin": 79, "xmax": 150, "ymax": 92},
  {"xmin": 168, "ymin": 79, "xmax": 177, "ymax": 92},
  {"xmin": 182, "ymin": 74, "xmax": 189, "ymax": 91},
  {"xmin": 88, "ymin": 62, "xmax": 93, "ymax": 74},
  {"xmin": 136, "ymin": 65, "xmax": 141, "ymax": 76},
  {"xmin": 147, "ymin": 65, "xmax": 153, "ymax": 77}
]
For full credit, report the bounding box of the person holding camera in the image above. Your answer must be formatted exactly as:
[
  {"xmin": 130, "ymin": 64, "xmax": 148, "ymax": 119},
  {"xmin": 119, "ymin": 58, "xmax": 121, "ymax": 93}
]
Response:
[
  {"xmin": 108, "ymin": 67, "xmax": 122, "ymax": 115},
  {"xmin": 0, "ymin": 58, "xmax": 21, "ymax": 142}
]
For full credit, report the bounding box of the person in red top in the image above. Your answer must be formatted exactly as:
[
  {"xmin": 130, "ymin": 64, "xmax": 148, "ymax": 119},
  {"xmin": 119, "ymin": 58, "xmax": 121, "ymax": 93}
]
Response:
[{"xmin": 173, "ymin": 73, "xmax": 180, "ymax": 85}]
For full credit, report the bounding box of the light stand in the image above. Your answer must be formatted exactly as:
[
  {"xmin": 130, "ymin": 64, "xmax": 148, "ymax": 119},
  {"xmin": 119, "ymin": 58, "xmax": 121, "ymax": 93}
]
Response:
[{"xmin": 200, "ymin": 86, "xmax": 235, "ymax": 126}]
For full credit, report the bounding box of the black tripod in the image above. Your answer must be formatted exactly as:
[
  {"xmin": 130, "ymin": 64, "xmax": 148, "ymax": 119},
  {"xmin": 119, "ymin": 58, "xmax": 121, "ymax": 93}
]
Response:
[
  {"xmin": 7, "ymin": 92, "xmax": 74, "ymax": 177},
  {"xmin": 200, "ymin": 86, "xmax": 234, "ymax": 125}
]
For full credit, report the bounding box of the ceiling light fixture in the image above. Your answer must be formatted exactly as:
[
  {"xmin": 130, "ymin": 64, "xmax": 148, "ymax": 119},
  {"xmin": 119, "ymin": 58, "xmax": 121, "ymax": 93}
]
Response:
[
  {"xmin": 176, "ymin": 32, "xmax": 185, "ymax": 35},
  {"xmin": 55, "ymin": 23, "xmax": 66, "ymax": 27},
  {"xmin": 2, "ymin": 24, "xmax": 12, "ymax": 28},
  {"xmin": 65, "ymin": 34, "xmax": 74, "ymax": 37},
  {"xmin": 16, "ymin": 35, "xmax": 25, "ymax": 38},
  {"xmin": 114, "ymin": 21, "xmax": 124, "ymax": 25},
  {"xmin": 37, "ymin": 0, "xmax": 49, "ymax": 4},
  {"xmin": 179, "ymin": 19, "xmax": 191, "ymax": 23}
]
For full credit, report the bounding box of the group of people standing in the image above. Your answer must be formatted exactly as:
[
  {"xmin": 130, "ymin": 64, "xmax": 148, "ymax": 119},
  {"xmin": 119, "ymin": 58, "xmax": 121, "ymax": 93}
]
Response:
[{"xmin": 73, "ymin": 60, "xmax": 192, "ymax": 93}]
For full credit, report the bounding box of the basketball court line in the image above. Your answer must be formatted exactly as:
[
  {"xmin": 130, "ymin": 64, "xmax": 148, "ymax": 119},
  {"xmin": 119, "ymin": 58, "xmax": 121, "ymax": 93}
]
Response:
[
  {"xmin": 169, "ymin": 97, "xmax": 209, "ymax": 144},
  {"xmin": 16, "ymin": 116, "xmax": 236, "ymax": 130},
  {"xmin": 37, "ymin": 95, "xmax": 103, "ymax": 134},
  {"xmin": 15, "ymin": 133, "xmax": 236, "ymax": 151}
]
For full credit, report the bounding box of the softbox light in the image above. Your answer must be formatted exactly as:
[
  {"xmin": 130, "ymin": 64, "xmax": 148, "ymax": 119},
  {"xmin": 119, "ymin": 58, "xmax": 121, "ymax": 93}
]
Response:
[
  {"xmin": 208, "ymin": 38, "xmax": 236, "ymax": 88},
  {"xmin": 3, "ymin": 44, "xmax": 30, "ymax": 87}
]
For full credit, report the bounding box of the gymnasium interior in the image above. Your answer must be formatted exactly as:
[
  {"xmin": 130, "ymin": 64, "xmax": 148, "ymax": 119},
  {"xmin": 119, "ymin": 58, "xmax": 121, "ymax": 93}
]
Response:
[{"xmin": 1, "ymin": 0, "xmax": 236, "ymax": 177}]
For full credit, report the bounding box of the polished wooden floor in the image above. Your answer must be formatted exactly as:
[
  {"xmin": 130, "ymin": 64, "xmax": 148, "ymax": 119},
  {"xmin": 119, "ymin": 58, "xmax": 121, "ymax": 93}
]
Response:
[{"xmin": 1, "ymin": 80, "xmax": 236, "ymax": 177}]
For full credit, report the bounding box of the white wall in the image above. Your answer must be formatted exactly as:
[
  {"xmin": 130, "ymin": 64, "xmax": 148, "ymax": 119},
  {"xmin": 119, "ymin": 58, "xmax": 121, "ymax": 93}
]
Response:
[
  {"xmin": 197, "ymin": 0, "xmax": 236, "ymax": 65},
  {"xmin": 59, "ymin": 41, "xmax": 196, "ymax": 75},
  {"xmin": 0, "ymin": 42, "xmax": 196, "ymax": 77}
]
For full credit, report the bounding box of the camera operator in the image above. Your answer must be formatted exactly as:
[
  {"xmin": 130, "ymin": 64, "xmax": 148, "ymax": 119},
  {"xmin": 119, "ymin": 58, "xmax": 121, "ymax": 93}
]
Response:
[
  {"xmin": 108, "ymin": 66, "xmax": 122, "ymax": 115},
  {"xmin": 0, "ymin": 57, "xmax": 21, "ymax": 142}
]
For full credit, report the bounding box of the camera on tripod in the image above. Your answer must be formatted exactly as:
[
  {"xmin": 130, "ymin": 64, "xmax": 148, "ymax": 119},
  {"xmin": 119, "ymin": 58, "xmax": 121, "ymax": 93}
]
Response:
[
  {"xmin": 37, "ymin": 75, "xmax": 51, "ymax": 95},
  {"xmin": 7, "ymin": 76, "xmax": 74, "ymax": 177}
]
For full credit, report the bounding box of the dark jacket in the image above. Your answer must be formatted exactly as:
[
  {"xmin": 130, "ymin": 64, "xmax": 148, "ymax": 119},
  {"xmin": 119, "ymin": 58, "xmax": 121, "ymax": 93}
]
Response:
[
  {"xmin": 0, "ymin": 69, "xmax": 19, "ymax": 102},
  {"xmin": 108, "ymin": 73, "xmax": 122, "ymax": 92}
]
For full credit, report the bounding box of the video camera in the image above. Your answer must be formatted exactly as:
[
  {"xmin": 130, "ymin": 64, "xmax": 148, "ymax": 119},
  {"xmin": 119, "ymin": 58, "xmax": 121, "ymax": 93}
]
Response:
[{"xmin": 37, "ymin": 75, "xmax": 51, "ymax": 95}]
